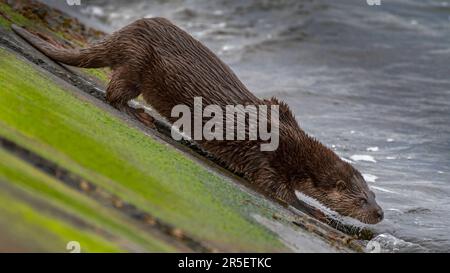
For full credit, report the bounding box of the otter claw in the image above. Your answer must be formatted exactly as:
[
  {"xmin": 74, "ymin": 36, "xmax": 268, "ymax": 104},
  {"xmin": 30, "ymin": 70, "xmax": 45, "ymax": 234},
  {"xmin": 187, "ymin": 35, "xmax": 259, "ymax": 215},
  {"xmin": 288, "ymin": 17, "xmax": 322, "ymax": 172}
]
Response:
[{"xmin": 134, "ymin": 109, "xmax": 155, "ymax": 128}]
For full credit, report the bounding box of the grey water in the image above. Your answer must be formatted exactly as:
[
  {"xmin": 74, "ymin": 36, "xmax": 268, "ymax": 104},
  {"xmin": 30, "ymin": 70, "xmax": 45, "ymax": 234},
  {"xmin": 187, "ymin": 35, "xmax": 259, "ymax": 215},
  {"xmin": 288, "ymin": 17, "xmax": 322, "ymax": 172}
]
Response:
[{"xmin": 40, "ymin": 0, "xmax": 450, "ymax": 252}]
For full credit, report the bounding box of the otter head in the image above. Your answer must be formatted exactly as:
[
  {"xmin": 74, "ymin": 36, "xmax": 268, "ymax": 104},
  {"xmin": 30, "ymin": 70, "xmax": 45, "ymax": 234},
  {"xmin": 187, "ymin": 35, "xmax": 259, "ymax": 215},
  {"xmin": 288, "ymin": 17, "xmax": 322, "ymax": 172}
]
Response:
[
  {"xmin": 265, "ymin": 97, "xmax": 383, "ymax": 224},
  {"xmin": 294, "ymin": 160, "xmax": 384, "ymax": 225}
]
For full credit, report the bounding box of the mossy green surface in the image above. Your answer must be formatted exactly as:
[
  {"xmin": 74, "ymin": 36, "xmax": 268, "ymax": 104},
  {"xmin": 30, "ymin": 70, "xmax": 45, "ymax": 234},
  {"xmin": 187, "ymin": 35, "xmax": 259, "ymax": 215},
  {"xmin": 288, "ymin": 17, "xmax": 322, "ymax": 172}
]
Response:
[
  {"xmin": 82, "ymin": 67, "xmax": 110, "ymax": 85},
  {"xmin": 0, "ymin": 2, "xmax": 110, "ymax": 85},
  {"xmin": 0, "ymin": 149, "xmax": 177, "ymax": 252},
  {"xmin": 0, "ymin": 163, "xmax": 123, "ymax": 253},
  {"xmin": 0, "ymin": 2, "xmax": 31, "ymax": 29},
  {"xmin": 0, "ymin": 190, "xmax": 122, "ymax": 253},
  {"xmin": 0, "ymin": 48, "xmax": 287, "ymax": 252}
]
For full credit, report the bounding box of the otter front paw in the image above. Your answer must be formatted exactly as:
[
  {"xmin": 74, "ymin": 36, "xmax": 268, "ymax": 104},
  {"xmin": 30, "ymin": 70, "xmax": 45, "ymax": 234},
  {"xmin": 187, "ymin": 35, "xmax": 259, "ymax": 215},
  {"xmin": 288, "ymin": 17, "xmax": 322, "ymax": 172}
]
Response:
[{"xmin": 133, "ymin": 108, "xmax": 155, "ymax": 128}]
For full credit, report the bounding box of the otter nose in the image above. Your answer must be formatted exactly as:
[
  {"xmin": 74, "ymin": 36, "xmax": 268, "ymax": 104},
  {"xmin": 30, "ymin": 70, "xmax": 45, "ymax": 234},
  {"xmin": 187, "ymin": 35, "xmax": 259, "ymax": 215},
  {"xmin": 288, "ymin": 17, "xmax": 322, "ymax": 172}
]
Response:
[{"xmin": 376, "ymin": 208, "xmax": 384, "ymax": 220}]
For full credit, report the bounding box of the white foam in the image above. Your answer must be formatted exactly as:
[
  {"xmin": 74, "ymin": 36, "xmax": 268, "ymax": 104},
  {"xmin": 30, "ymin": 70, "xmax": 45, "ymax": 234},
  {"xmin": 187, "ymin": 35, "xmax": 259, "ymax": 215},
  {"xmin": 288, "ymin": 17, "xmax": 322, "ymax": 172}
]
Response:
[
  {"xmin": 387, "ymin": 138, "xmax": 395, "ymax": 142},
  {"xmin": 367, "ymin": 233, "xmax": 426, "ymax": 253},
  {"xmin": 386, "ymin": 208, "xmax": 402, "ymax": 213},
  {"xmin": 362, "ymin": 173, "xmax": 378, "ymax": 183},
  {"xmin": 222, "ymin": 44, "xmax": 235, "ymax": 51},
  {"xmin": 366, "ymin": 146, "xmax": 379, "ymax": 152},
  {"xmin": 340, "ymin": 157, "xmax": 354, "ymax": 164},
  {"xmin": 350, "ymin": 154, "xmax": 377, "ymax": 163},
  {"xmin": 82, "ymin": 6, "xmax": 105, "ymax": 17},
  {"xmin": 371, "ymin": 186, "xmax": 399, "ymax": 194}
]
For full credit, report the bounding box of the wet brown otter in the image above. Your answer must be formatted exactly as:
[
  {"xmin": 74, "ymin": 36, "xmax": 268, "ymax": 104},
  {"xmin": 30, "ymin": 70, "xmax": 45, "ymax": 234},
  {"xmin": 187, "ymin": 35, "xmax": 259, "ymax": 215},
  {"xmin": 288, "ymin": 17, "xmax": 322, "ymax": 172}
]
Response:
[{"xmin": 12, "ymin": 18, "xmax": 383, "ymax": 224}]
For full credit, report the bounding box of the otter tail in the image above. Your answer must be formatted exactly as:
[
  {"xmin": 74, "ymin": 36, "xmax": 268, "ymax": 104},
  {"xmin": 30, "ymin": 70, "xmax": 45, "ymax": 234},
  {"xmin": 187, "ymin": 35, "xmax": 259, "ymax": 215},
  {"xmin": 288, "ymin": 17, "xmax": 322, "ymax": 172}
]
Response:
[{"xmin": 12, "ymin": 24, "xmax": 112, "ymax": 68}]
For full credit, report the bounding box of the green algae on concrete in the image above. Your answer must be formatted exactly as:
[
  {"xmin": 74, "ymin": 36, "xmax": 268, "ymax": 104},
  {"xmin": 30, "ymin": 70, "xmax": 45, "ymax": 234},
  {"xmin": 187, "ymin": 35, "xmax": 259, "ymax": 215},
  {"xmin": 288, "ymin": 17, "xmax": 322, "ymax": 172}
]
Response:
[
  {"xmin": 0, "ymin": 149, "xmax": 178, "ymax": 252},
  {"xmin": 0, "ymin": 2, "xmax": 31, "ymax": 29},
  {"xmin": 81, "ymin": 67, "xmax": 111, "ymax": 85},
  {"xmin": 0, "ymin": 1, "xmax": 110, "ymax": 85},
  {"xmin": 0, "ymin": 179, "xmax": 123, "ymax": 253},
  {"xmin": 0, "ymin": 48, "xmax": 288, "ymax": 252}
]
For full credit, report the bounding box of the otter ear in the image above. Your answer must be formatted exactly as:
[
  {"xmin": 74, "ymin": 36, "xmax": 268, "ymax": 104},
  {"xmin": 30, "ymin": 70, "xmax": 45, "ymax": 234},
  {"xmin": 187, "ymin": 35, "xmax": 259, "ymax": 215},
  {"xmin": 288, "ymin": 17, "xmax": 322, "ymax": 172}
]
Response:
[
  {"xmin": 263, "ymin": 97, "xmax": 297, "ymax": 126},
  {"xmin": 336, "ymin": 180, "xmax": 346, "ymax": 191}
]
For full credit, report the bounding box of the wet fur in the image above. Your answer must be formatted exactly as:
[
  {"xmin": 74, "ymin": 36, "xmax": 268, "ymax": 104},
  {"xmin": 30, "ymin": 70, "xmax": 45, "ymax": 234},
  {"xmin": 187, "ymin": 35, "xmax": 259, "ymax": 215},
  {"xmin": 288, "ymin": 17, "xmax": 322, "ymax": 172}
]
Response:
[{"xmin": 12, "ymin": 18, "xmax": 383, "ymax": 224}]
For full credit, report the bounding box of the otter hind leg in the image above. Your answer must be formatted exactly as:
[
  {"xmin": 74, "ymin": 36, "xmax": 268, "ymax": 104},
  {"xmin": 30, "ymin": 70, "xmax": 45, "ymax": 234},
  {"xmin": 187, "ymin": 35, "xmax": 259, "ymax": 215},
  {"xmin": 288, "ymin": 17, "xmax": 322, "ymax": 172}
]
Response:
[{"xmin": 106, "ymin": 67, "xmax": 155, "ymax": 127}]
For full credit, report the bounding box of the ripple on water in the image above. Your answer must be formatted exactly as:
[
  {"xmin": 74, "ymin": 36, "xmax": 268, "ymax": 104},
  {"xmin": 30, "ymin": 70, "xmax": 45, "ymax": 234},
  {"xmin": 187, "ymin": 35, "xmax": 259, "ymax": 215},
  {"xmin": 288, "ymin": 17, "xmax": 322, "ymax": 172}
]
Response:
[
  {"xmin": 350, "ymin": 154, "xmax": 377, "ymax": 163},
  {"xmin": 362, "ymin": 173, "xmax": 378, "ymax": 183}
]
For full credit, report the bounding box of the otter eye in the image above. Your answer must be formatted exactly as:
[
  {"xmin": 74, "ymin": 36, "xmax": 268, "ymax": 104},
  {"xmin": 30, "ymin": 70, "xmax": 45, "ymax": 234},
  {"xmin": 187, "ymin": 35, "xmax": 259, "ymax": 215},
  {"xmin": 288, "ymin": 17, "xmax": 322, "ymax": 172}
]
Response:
[
  {"xmin": 359, "ymin": 198, "xmax": 368, "ymax": 206},
  {"xmin": 336, "ymin": 180, "xmax": 346, "ymax": 191}
]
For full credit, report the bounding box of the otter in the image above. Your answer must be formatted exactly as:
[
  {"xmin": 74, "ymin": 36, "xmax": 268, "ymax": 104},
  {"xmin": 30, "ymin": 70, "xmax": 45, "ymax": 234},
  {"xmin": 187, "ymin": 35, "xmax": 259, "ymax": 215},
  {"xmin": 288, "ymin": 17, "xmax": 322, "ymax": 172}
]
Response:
[{"xmin": 12, "ymin": 18, "xmax": 383, "ymax": 224}]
